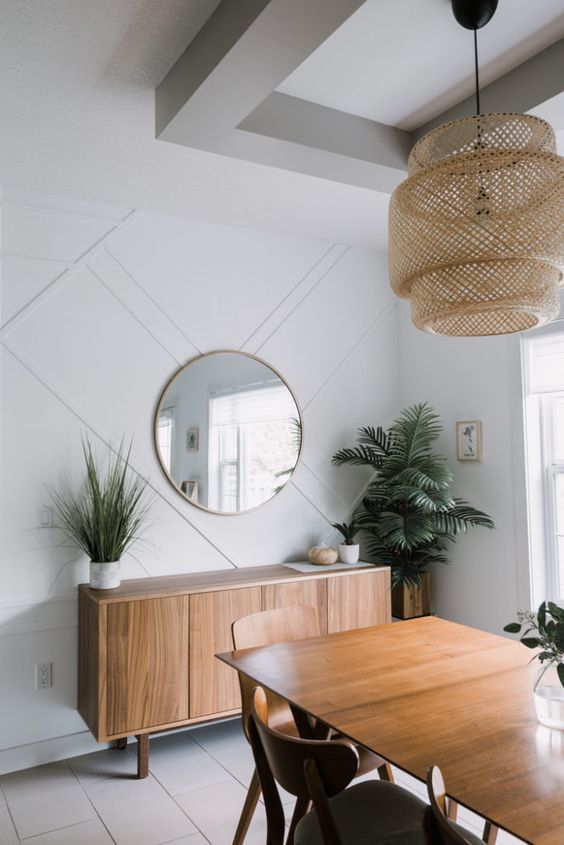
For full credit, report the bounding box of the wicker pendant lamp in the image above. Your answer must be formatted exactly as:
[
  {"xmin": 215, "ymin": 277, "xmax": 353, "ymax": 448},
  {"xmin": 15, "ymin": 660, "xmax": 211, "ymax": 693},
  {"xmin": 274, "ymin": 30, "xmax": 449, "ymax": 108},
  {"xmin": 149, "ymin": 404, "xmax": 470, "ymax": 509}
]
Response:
[{"xmin": 389, "ymin": 0, "xmax": 564, "ymax": 336}]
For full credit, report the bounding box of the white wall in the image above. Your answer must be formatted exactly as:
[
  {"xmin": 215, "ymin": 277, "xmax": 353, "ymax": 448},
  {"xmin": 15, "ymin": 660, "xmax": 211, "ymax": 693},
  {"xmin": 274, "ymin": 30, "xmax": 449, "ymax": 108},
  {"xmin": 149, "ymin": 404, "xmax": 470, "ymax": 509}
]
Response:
[
  {"xmin": 0, "ymin": 188, "xmax": 399, "ymax": 773},
  {"xmin": 397, "ymin": 300, "xmax": 532, "ymax": 635}
]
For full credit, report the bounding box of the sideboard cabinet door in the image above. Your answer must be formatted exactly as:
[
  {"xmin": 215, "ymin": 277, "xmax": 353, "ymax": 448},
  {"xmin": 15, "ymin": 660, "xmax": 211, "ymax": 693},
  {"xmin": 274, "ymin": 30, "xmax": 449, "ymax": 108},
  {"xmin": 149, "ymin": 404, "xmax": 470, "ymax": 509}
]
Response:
[
  {"xmin": 106, "ymin": 596, "xmax": 190, "ymax": 736},
  {"xmin": 189, "ymin": 587, "xmax": 261, "ymax": 718},
  {"xmin": 328, "ymin": 570, "xmax": 391, "ymax": 633}
]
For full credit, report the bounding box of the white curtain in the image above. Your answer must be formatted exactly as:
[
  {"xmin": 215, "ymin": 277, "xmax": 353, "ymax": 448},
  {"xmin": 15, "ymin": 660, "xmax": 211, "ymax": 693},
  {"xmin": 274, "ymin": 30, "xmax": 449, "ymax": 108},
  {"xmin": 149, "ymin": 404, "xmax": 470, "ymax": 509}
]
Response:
[
  {"xmin": 209, "ymin": 381, "xmax": 296, "ymax": 426},
  {"xmin": 526, "ymin": 333, "xmax": 564, "ymax": 394}
]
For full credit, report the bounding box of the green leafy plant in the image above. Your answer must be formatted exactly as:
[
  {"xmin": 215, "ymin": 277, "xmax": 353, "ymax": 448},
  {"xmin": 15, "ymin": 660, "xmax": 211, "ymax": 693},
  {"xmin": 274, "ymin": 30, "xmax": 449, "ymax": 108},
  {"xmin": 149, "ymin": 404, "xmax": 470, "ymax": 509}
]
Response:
[
  {"xmin": 331, "ymin": 520, "xmax": 358, "ymax": 545},
  {"xmin": 49, "ymin": 437, "xmax": 149, "ymax": 562},
  {"xmin": 504, "ymin": 602, "xmax": 564, "ymax": 688},
  {"xmin": 273, "ymin": 417, "xmax": 303, "ymax": 493},
  {"xmin": 332, "ymin": 403, "xmax": 494, "ymax": 586}
]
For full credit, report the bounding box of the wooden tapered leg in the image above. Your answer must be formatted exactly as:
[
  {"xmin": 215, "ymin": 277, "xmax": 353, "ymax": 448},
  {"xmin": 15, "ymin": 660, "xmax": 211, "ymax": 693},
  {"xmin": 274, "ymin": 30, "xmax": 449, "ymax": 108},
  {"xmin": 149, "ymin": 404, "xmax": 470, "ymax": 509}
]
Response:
[
  {"xmin": 232, "ymin": 769, "xmax": 261, "ymax": 845},
  {"xmin": 136, "ymin": 734, "xmax": 149, "ymax": 779},
  {"xmin": 115, "ymin": 737, "xmax": 127, "ymax": 750},
  {"xmin": 483, "ymin": 821, "xmax": 499, "ymax": 844},
  {"xmin": 286, "ymin": 796, "xmax": 311, "ymax": 845},
  {"xmin": 377, "ymin": 762, "xmax": 394, "ymax": 782},
  {"xmin": 447, "ymin": 799, "xmax": 459, "ymax": 822}
]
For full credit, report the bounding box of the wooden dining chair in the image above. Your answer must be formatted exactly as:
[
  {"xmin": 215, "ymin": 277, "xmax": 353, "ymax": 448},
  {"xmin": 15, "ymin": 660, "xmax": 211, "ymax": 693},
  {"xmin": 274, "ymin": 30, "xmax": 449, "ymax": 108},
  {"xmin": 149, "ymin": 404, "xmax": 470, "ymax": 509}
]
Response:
[
  {"xmin": 230, "ymin": 605, "xmax": 392, "ymax": 845},
  {"xmin": 426, "ymin": 766, "xmax": 493, "ymax": 845},
  {"xmin": 249, "ymin": 685, "xmax": 433, "ymax": 845}
]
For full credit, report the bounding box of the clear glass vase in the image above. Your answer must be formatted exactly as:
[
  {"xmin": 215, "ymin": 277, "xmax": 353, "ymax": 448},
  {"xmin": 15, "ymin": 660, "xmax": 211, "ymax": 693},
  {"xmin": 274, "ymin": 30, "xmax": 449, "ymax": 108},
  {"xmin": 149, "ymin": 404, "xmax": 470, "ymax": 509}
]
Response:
[{"xmin": 534, "ymin": 662, "xmax": 564, "ymax": 730}]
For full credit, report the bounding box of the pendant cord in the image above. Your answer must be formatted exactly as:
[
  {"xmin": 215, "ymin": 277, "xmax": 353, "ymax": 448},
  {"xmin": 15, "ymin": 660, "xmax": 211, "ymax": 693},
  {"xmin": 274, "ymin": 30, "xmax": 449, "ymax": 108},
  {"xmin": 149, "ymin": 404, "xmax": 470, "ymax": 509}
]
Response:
[{"xmin": 474, "ymin": 27, "xmax": 481, "ymax": 115}]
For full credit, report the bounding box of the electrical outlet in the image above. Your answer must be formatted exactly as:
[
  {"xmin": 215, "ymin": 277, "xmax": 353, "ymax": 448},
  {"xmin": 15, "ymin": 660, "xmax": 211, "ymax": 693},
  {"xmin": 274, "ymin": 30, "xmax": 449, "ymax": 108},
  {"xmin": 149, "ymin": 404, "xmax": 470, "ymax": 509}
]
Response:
[
  {"xmin": 35, "ymin": 506, "xmax": 53, "ymax": 529},
  {"xmin": 36, "ymin": 662, "xmax": 52, "ymax": 689}
]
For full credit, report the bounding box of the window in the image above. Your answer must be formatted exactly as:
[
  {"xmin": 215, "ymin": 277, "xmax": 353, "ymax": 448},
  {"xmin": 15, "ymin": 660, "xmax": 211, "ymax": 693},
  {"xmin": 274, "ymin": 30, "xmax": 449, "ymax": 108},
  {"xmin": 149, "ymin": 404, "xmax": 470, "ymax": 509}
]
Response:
[
  {"xmin": 208, "ymin": 382, "xmax": 299, "ymax": 512},
  {"xmin": 157, "ymin": 406, "xmax": 175, "ymax": 474},
  {"xmin": 524, "ymin": 332, "xmax": 564, "ymax": 602}
]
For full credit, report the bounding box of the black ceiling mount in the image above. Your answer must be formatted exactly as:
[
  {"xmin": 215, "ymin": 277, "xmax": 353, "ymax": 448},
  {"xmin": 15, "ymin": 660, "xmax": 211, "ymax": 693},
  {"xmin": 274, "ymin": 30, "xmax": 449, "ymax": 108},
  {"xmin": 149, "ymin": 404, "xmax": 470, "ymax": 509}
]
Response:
[{"xmin": 451, "ymin": 0, "xmax": 498, "ymax": 30}]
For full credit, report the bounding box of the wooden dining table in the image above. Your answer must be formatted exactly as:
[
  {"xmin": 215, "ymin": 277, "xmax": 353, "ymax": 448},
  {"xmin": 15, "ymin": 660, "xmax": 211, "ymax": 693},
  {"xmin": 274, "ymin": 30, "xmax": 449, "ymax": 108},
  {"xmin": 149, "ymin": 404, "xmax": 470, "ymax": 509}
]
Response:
[{"xmin": 217, "ymin": 615, "xmax": 564, "ymax": 845}]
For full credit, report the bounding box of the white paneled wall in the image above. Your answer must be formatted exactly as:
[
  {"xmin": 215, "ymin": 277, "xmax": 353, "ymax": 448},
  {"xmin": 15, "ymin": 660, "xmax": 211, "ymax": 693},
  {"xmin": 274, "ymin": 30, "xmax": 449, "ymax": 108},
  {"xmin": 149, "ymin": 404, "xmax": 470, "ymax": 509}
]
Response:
[{"xmin": 0, "ymin": 188, "xmax": 398, "ymax": 772}]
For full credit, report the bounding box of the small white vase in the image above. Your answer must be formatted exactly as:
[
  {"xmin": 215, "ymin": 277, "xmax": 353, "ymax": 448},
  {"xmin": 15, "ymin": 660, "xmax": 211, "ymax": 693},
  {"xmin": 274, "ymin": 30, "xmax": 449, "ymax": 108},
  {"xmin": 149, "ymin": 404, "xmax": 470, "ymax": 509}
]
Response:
[
  {"xmin": 338, "ymin": 544, "xmax": 360, "ymax": 564},
  {"xmin": 90, "ymin": 561, "xmax": 121, "ymax": 590}
]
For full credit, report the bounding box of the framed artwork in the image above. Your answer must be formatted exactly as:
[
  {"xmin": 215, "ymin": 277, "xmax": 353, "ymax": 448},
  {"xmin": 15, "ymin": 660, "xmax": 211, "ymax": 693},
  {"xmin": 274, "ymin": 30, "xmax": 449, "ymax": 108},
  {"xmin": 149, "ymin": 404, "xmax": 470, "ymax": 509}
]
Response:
[
  {"xmin": 456, "ymin": 420, "xmax": 482, "ymax": 462},
  {"xmin": 180, "ymin": 480, "xmax": 199, "ymax": 502},
  {"xmin": 186, "ymin": 427, "xmax": 199, "ymax": 452}
]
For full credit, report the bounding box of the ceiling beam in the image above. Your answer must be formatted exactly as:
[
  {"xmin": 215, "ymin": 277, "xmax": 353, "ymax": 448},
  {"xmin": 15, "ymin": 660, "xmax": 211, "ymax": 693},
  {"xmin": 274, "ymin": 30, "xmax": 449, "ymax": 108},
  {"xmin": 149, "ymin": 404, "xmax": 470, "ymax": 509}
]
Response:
[
  {"xmin": 156, "ymin": 1, "xmax": 564, "ymax": 194},
  {"xmin": 156, "ymin": 0, "xmax": 368, "ymax": 147},
  {"xmin": 415, "ymin": 37, "xmax": 564, "ymax": 139}
]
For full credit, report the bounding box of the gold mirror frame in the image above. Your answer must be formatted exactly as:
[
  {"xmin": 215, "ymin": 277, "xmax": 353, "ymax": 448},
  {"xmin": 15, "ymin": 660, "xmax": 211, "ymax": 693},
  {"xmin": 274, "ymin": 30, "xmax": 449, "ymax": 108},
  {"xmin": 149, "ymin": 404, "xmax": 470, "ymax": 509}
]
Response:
[{"xmin": 153, "ymin": 350, "xmax": 303, "ymax": 515}]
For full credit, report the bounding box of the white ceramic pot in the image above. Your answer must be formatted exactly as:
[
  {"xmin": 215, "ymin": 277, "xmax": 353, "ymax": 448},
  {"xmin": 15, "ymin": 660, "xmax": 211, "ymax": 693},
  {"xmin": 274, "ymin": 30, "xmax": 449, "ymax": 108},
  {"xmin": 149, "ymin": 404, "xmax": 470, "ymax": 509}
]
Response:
[
  {"xmin": 90, "ymin": 561, "xmax": 121, "ymax": 590},
  {"xmin": 338, "ymin": 544, "xmax": 360, "ymax": 564}
]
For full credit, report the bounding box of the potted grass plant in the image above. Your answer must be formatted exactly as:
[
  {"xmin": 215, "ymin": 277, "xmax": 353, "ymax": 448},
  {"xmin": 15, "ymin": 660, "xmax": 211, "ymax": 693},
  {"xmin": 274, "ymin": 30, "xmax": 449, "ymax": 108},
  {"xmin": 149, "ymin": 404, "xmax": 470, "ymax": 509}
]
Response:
[
  {"xmin": 50, "ymin": 437, "xmax": 149, "ymax": 589},
  {"xmin": 332, "ymin": 403, "xmax": 494, "ymax": 618},
  {"xmin": 331, "ymin": 520, "xmax": 360, "ymax": 564}
]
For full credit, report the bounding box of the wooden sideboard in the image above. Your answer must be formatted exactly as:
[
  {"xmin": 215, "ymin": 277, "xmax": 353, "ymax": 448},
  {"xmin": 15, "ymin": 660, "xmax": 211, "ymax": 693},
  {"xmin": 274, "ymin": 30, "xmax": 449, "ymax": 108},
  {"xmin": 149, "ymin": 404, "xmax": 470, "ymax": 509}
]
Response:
[{"xmin": 78, "ymin": 562, "xmax": 391, "ymax": 776}]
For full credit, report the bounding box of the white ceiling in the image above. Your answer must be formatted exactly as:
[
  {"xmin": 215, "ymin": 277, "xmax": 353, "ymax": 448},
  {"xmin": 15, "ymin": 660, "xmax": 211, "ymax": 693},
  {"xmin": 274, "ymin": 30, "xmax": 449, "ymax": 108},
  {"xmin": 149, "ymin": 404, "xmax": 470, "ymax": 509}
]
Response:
[
  {"xmin": 278, "ymin": 0, "xmax": 564, "ymax": 130},
  {"xmin": 0, "ymin": 0, "xmax": 562, "ymax": 249}
]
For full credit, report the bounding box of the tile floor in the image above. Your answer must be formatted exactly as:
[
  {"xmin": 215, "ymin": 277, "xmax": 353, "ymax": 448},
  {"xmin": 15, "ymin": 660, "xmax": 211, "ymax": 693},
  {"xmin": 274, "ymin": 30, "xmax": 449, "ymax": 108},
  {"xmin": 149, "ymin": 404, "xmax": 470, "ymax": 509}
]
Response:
[{"xmin": 0, "ymin": 719, "xmax": 524, "ymax": 844}]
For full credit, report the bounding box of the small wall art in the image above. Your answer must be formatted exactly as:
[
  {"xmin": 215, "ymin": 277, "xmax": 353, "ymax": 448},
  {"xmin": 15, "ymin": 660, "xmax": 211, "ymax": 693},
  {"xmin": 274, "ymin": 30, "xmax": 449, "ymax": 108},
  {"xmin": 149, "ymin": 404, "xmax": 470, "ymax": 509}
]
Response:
[
  {"xmin": 186, "ymin": 427, "xmax": 199, "ymax": 452},
  {"xmin": 456, "ymin": 420, "xmax": 482, "ymax": 462}
]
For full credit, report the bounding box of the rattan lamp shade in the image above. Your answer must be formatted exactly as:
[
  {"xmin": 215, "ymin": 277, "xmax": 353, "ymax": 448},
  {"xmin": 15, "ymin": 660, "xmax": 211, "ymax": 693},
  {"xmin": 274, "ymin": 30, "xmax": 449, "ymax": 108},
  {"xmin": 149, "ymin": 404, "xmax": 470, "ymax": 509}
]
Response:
[{"xmin": 389, "ymin": 113, "xmax": 564, "ymax": 336}]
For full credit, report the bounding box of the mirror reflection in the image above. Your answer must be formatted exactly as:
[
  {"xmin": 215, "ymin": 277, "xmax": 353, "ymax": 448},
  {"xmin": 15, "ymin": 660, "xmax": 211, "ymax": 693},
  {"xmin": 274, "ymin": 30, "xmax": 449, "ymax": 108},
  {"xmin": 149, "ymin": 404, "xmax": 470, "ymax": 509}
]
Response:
[{"xmin": 155, "ymin": 352, "xmax": 302, "ymax": 514}]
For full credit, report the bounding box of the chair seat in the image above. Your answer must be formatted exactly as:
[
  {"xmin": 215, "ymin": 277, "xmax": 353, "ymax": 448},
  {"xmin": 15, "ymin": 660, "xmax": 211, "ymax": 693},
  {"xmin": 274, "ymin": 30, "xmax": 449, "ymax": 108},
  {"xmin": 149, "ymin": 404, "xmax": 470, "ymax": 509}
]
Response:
[{"xmin": 295, "ymin": 780, "xmax": 484, "ymax": 845}]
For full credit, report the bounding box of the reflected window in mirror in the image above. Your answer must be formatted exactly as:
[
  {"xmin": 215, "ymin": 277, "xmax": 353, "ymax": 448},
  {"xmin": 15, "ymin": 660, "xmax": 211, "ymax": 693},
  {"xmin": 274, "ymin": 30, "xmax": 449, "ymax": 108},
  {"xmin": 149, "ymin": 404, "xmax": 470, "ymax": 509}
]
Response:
[
  {"xmin": 154, "ymin": 352, "xmax": 302, "ymax": 514},
  {"xmin": 208, "ymin": 382, "xmax": 301, "ymax": 512},
  {"xmin": 157, "ymin": 406, "xmax": 175, "ymax": 474}
]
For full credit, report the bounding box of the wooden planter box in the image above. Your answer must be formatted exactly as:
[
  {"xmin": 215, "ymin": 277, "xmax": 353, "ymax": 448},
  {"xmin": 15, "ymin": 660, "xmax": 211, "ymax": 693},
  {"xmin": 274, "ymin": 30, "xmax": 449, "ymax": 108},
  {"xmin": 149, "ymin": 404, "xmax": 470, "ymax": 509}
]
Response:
[{"xmin": 391, "ymin": 572, "xmax": 431, "ymax": 619}]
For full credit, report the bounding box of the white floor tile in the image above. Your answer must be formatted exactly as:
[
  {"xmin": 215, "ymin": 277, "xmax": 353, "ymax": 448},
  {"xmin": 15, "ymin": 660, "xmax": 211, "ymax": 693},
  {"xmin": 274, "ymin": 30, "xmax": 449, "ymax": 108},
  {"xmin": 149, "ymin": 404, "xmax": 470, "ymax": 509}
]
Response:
[
  {"xmin": 0, "ymin": 787, "xmax": 19, "ymax": 845},
  {"xmin": 175, "ymin": 778, "xmax": 270, "ymax": 845},
  {"xmin": 21, "ymin": 818, "xmax": 114, "ymax": 844},
  {"xmin": 145, "ymin": 734, "xmax": 232, "ymax": 796},
  {"xmin": 85, "ymin": 773, "xmax": 196, "ymax": 845},
  {"xmin": 160, "ymin": 836, "xmax": 210, "ymax": 845},
  {"xmin": 1, "ymin": 761, "xmax": 95, "ymax": 839},
  {"xmin": 70, "ymin": 746, "xmax": 137, "ymax": 785},
  {"xmin": 188, "ymin": 719, "xmax": 246, "ymax": 753}
]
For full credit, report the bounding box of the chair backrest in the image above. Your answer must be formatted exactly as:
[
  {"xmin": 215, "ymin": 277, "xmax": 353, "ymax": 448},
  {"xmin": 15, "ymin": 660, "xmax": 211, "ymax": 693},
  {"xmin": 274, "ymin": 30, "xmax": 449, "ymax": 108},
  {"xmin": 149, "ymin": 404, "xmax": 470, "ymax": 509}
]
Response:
[
  {"xmin": 426, "ymin": 766, "xmax": 477, "ymax": 845},
  {"xmin": 232, "ymin": 605, "xmax": 321, "ymax": 740},
  {"xmin": 249, "ymin": 686, "xmax": 359, "ymax": 845},
  {"xmin": 232, "ymin": 605, "xmax": 321, "ymax": 650}
]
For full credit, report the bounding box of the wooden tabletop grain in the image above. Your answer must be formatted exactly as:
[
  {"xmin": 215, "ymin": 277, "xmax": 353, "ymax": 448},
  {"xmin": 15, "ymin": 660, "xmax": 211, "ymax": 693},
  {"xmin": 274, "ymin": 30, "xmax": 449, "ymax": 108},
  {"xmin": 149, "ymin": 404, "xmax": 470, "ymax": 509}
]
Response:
[{"xmin": 218, "ymin": 616, "xmax": 564, "ymax": 845}]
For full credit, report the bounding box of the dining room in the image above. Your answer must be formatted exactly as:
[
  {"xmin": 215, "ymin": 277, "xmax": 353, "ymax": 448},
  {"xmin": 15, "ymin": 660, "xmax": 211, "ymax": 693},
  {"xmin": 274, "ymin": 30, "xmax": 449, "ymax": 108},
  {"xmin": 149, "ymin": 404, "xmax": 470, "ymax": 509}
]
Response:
[{"xmin": 2, "ymin": 0, "xmax": 564, "ymax": 843}]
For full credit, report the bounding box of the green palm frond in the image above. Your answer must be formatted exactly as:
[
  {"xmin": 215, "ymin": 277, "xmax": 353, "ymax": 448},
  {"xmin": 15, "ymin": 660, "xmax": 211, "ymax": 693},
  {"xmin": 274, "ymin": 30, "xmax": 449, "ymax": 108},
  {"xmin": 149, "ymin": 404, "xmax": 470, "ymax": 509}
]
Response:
[
  {"xmin": 432, "ymin": 501, "xmax": 495, "ymax": 536},
  {"xmin": 389, "ymin": 403, "xmax": 443, "ymax": 465},
  {"xmin": 331, "ymin": 445, "xmax": 385, "ymax": 469},
  {"xmin": 356, "ymin": 426, "xmax": 390, "ymax": 454}
]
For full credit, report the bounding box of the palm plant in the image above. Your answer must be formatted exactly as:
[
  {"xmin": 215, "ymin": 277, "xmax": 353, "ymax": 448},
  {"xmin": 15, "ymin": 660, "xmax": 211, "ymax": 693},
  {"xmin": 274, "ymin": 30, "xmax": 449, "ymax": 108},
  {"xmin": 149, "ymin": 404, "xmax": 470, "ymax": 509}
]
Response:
[
  {"xmin": 50, "ymin": 437, "xmax": 149, "ymax": 562},
  {"xmin": 332, "ymin": 403, "xmax": 494, "ymax": 586}
]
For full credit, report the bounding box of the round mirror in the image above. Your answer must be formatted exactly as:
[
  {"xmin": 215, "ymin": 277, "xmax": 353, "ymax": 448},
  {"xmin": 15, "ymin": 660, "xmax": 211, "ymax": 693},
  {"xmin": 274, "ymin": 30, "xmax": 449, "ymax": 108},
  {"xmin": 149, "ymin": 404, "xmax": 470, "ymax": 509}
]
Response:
[{"xmin": 154, "ymin": 351, "xmax": 302, "ymax": 514}]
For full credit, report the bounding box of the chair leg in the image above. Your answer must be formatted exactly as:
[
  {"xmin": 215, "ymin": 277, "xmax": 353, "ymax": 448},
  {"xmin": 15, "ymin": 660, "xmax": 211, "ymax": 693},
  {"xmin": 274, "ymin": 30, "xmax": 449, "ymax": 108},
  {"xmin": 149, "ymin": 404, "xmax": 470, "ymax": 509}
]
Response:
[
  {"xmin": 483, "ymin": 821, "xmax": 499, "ymax": 845},
  {"xmin": 377, "ymin": 762, "xmax": 394, "ymax": 782},
  {"xmin": 286, "ymin": 796, "xmax": 311, "ymax": 845},
  {"xmin": 232, "ymin": 768, "xmax": 261, "ymax": 845},
  {"xmin": 447, "ymin": 799, "xmax": 458, "ymax": 822}
]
